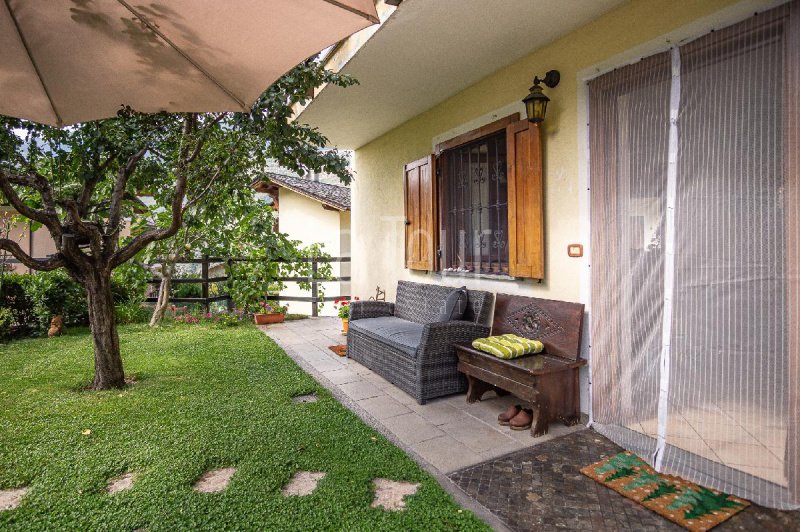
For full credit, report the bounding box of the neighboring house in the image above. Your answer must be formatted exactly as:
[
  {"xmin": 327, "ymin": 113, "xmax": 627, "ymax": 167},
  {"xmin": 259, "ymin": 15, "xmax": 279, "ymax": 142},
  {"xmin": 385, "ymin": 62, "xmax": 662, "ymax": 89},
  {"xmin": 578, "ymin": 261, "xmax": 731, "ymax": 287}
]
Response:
[
  {"xmin": 0, "ymin": 207, "xmax": 57, "ymax": 272},
  {"xmin": 254, "ymin": 172, "xmax": 351, "ymax": 317},
  {"xmin": 296, "ymin": 0, "xmax": 800, "ymax": 509}
]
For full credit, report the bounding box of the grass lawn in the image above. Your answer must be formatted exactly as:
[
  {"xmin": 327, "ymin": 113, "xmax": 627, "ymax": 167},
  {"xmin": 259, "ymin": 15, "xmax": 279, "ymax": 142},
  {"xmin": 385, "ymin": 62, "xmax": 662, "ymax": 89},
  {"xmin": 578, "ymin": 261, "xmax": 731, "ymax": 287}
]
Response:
[{"xmin": 0, "ymin": 324, "xmax": 488, "ymax": 531}]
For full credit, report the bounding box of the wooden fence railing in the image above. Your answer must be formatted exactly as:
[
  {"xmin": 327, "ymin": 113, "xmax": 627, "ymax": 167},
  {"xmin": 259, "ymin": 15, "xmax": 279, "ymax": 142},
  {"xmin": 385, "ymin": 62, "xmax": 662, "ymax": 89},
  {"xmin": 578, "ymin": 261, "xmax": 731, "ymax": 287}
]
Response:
[
  {"xmin": 1, "ymin": 255, "xmax": 350, "ymax": 318},
  {"xmin": 144, "ymin": 256, "xmax": 350, "ymax": 317}
]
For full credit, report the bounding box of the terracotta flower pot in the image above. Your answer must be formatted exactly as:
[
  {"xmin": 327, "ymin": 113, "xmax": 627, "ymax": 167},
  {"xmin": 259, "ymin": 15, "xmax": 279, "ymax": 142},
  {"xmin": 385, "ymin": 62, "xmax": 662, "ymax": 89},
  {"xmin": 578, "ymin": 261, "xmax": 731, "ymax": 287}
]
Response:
[
  {"xmin": 341, "ymin": 318, "xmax": 349, "ymax": 335},
  {"xmin": 254, "ymin": 312, "xmax": 285, "ymax": 325}
]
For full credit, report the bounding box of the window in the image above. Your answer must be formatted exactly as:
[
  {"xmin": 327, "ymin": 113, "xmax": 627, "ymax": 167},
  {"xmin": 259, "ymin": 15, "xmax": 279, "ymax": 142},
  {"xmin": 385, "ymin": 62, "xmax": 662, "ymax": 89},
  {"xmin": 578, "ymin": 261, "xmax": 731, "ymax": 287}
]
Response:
[
  {"xmin": 403, "ymin": 114, "xmax": 544, "ymax": 279},
  {"xmin": 439, "ymin": 130, "xmax": 509, "ymax": 274}
]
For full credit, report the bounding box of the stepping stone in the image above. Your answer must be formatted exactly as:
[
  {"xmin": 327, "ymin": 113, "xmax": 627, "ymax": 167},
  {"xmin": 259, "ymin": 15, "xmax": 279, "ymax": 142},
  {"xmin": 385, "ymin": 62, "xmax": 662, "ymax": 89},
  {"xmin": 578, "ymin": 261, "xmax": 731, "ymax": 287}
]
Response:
[
  {"xmin": 193, "ymin": 467, "xmax": 236, "ymax": 493},
  {"xmin": 0, "ymin": 487, "xmax": 29, "ymax": 512},
  {"xmin": 371, "ymin": 478, "xmax": 419, "ymax": 511},
  {"xmin": 282, "ymin": 471, "xmax": 326, "ymax": 496},
  {"xmin": 106, "ymin": 472, "xmax": 135, "ymax": 494},
  {"xmin": 292, "ymin": 393, "xmax": 318, "ymax": 404}
]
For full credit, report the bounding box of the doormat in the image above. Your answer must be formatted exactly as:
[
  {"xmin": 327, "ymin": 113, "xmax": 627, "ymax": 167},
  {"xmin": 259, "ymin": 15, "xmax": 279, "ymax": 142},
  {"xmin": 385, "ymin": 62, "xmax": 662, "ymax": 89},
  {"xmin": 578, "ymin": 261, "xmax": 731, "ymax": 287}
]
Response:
[
  {"xmin": 328, "ymin": 345, "xmax": 347, "ymax": 357},
  {"xmin": 580, "ymin": 452, "xmax": 749, "ymax": 532}
]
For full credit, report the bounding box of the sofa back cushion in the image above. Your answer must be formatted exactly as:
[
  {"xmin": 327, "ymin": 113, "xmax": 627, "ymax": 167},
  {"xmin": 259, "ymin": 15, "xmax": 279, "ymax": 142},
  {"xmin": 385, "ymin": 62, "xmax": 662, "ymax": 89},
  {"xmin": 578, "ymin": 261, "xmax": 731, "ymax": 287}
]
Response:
[
  {"xmin": 437, "ymin": 286, "xmax": 468, "ymax": 321},
  {"xmin": 394, "ymin": 281, "xmax": 493, "ymax": 325}
]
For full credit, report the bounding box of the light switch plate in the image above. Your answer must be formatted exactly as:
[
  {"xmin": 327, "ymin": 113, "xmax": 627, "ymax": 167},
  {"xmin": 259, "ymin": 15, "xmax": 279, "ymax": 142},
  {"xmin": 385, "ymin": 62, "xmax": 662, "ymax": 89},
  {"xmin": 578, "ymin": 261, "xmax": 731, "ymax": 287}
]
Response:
[{"xmin": 568, "ymin": 244, "xmax": 583, "ymax": 257}]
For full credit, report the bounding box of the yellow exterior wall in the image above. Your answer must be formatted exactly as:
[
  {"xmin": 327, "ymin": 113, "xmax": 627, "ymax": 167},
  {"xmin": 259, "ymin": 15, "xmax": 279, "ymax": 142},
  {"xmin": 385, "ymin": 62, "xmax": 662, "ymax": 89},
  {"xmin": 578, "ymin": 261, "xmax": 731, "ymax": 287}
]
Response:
[
  {"xmin": 1, "ymin": 209, "xmax": 57, "ymax": 273},
  {"xmin": 350, "ymin": 0, "xmax": 758, "ymax": 306},
  {"xmin": 277, "ymin": 188, "xmax": 350, "ymax": 316}
]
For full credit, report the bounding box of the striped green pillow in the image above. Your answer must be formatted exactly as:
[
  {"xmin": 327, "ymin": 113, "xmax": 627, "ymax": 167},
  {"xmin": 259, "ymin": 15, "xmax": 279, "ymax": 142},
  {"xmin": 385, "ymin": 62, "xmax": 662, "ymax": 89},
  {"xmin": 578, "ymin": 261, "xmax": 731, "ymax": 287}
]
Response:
[{"xmin": 471, "ymin": 334, "xmax": 544, "ymax": 359}]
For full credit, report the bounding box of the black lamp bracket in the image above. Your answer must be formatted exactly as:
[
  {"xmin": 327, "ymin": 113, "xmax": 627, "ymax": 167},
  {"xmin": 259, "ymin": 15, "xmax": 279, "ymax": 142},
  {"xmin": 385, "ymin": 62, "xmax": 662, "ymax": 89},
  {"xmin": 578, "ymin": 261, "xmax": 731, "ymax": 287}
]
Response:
[{"xmin": 533, "ymin": 70, "xmax": 560, "ymax": 89}]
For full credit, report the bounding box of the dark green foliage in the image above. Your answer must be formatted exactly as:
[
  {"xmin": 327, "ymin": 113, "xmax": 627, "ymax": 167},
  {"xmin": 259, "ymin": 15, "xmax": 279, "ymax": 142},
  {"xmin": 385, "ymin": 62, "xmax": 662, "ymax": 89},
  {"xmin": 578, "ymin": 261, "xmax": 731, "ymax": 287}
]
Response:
[
  {"xmin": 24, "ymin": 270, "xmax": 89, "ymax": 331},
  {"xmin": 0, "ymin": 326, "xmax": 487, "ymax": 531},
  {"xmin": 172, "ymin": 282, "xmax": 202, "ymax": 299},
  {"xmin": 668, "ymin": 487, "xmax": 744, "ymax": 520},
  {"xmin": 0, "ymin": 273, "xmax": 36, "ymax": 336},
  {"xmin": 0, "ymin": 306, "xmax": 12, "ymax": 341},
  {"xmin": 643, "ymin": 482, "xmax": 679, "ymax": 502},
  {"xmin": 111, "ymin": 263, "xmax": 150, "ymax": 304},
  {"xmin": 1, "ymin": 269, "xmax": 151, "ymax": 333},
  {"xmin": 114, "ymin": 301, "xmax": 151, "ymax": 325}
]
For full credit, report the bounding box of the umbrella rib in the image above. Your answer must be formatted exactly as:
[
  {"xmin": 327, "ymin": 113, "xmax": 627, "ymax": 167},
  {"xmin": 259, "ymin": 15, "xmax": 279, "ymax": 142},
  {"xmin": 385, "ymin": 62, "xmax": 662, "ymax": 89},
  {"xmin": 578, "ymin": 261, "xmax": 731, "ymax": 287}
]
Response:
[
  {"xmin": 322, "ymin": 0, "xmax": 380, "ymax": 24},
  {"xmin": 115, "ymin": 0, "xmax": 249, "ymax": 112},
  {"xmin": 2, "ymin": 0, "xmax": 63, "ymax": 126}
]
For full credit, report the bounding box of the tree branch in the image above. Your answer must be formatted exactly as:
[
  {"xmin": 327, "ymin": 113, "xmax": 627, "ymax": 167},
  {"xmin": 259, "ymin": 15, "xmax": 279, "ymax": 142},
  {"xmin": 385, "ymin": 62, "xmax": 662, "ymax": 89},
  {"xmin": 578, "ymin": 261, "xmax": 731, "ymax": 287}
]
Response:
[
  {"xmin": 0, "ymin": 169, "xmax": 61, "ymax": 236},
  {"xmin": 106, "ymin": 147, "xmax": 148, "ymax": 236},
  {"xmin": 183, "ymin": 138, "xmax": 244, "ymax": 211},
  {"xmin": 78, "ymin": 149, "xmax": 118, "ymax": 213},
  {"xmin": 110, "ymin": 117, "xmax": 196, "ymax": 268},
  {"xmin": 110, "ymin": 170, "xmax": 188, "ymax": 267},
  {"xmin": 185, "ymin": 113, "xmax": 225, "ymax": 164},
  {"xmin": 0, "ymin": 238, "xmax": 64, "ymax": 271},
  {"xmin": 58, "ymin": 198, "xmax": 105, "ymax": 259}
]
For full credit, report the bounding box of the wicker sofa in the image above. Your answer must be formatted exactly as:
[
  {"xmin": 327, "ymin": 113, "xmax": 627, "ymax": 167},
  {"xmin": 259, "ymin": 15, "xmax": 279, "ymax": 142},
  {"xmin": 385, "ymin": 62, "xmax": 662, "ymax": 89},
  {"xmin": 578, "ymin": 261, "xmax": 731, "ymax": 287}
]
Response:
[{"xmin": 347, "ymin": 281, "xmax": 494, "ymax": 404}]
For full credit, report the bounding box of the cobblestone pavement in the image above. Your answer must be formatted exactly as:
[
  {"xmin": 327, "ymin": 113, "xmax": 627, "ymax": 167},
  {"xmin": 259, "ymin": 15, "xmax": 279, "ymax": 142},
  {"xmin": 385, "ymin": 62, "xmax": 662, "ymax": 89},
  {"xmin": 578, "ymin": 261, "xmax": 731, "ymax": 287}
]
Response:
[{"xmin": 448, "ymin": 429, "xmax": 800, "ymax": 531}]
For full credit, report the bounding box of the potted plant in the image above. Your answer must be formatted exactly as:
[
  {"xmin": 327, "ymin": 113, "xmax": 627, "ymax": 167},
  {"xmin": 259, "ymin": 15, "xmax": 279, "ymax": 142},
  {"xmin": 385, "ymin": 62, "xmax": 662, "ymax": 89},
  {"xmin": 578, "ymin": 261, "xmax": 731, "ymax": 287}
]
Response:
[
  {"xmin": 227, "ymin": 256, "xmax": 283, "ymax": 323},
  {"xmin": 334, "ymin": 297, "xmax": 359, "ymax": 334},
  {"xmin": 254, "ymin": 301, "xmax": 288, "ymax": 325}
]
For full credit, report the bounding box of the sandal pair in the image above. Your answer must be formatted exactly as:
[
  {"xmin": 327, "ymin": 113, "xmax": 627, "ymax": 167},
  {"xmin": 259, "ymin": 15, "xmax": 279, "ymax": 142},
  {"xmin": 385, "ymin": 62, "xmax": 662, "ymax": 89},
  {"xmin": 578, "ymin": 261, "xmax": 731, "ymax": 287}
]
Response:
[{"xmin": 497, "ymin": 404, "xmax": 533, "ymax": 431}]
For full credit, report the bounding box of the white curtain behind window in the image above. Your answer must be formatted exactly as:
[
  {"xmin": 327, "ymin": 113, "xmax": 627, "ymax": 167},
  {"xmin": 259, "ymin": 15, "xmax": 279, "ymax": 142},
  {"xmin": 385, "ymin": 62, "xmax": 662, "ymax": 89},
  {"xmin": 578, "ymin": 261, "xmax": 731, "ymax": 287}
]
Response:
[{"xmin": 590, "ymin": 1, "xmax": 799, "ymax": 509}]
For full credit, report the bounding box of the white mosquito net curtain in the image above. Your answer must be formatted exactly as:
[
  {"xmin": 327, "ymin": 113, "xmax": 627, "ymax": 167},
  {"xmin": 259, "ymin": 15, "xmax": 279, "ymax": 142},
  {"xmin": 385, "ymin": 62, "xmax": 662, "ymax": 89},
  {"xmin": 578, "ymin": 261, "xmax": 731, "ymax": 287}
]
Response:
[{"xmin": 589, "ymin": 0, "xmax": 799, "ymax": 509}]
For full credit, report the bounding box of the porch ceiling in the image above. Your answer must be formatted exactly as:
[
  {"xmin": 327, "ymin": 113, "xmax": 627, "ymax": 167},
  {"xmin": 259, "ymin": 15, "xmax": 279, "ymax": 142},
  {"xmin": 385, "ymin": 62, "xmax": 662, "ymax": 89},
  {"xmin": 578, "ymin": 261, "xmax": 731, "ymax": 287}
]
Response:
[{"xmin": 297, "ymin": 0, "xmax": 624, "ymax": 150}]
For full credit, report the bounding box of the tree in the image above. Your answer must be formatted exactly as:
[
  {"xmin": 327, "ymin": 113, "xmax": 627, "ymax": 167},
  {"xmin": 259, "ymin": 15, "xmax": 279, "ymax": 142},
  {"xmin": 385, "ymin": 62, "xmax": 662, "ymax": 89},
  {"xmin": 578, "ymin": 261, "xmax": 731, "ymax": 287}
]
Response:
[
  {"xmin": 144, "ymin": 183, "xmax": 329, "ymax": 326},
  {"xmin": 0, "ymin": 60, "xmax": 355, "ymax": 390}
]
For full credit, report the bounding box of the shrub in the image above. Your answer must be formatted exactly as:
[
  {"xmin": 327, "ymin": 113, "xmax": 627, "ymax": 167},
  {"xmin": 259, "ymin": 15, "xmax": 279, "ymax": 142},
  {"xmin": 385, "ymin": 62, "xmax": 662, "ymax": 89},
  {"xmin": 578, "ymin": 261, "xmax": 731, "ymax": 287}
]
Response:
[
  {"xmin": 0, "ymin": 307, "xmax": 13, "ymax": 341},
  {"xmin": 24, "ymin": 271, "xmax": 88, "ymax": 332},
  {"xmin": 0, "ymin": 274, "xmax": 36, "ymax": 337},
  {"xmin": 173, "ymin": 282, "xmax": 202, "ymax": 299},
  {"xmin": 115, "ymin": 301, "xmax": 151, "ymax": 325},
  {"xmin": 111, "ymin": 263, "xmax": 151, "ymax": 304},
  {"xmin": 168, "ymin": 306, "xmax": 246, "ymax": 327}
]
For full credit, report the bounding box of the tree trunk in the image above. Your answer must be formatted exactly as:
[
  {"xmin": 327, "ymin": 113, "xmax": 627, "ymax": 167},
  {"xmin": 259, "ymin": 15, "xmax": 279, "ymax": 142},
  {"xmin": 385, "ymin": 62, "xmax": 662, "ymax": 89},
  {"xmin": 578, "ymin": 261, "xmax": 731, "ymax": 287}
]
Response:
[
  {"xmin": 86, "ymin": 272, "xmax": 125, "ymax": 390},
  {"xmin": 149, "ymin": 262, "xmax": 173, "ymax": 326}
]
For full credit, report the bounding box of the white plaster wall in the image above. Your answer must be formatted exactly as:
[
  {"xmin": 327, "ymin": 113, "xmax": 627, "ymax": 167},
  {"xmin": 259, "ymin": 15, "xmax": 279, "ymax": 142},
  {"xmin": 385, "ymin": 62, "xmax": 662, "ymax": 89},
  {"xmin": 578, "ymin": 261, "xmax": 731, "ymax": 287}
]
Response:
[{"xmin": 278, "ymin": 189, "xmax": 347, "ymax": 317}]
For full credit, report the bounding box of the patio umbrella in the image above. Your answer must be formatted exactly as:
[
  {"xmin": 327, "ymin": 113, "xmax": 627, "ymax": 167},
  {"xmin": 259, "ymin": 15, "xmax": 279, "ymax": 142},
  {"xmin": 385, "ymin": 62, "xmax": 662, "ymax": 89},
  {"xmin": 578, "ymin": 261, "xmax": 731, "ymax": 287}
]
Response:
[{"xmin": 0, "ymin": 0, "xmax": 378, "ymax": 127}]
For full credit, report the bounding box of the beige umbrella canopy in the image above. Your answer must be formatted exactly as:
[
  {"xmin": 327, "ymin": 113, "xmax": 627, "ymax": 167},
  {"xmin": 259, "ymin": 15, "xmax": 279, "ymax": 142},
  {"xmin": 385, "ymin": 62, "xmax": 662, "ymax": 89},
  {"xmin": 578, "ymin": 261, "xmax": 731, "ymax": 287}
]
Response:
[{"xmin": 0, "ymin": 0, "xmax": 378, "ymax": 126}]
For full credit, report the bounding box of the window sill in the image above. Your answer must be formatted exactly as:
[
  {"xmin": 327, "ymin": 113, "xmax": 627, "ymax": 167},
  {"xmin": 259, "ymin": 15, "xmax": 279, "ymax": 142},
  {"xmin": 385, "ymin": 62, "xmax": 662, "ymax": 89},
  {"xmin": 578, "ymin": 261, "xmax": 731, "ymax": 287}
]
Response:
[{"xmin": 433, "ymin": 271, "xmax": 519, "ymax": 282}]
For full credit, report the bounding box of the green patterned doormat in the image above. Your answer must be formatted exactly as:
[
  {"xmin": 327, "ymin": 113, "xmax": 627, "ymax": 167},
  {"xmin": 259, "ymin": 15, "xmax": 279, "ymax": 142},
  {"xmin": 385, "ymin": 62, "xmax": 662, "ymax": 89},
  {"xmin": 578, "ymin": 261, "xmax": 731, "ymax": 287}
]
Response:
[{"xmin": 581, "ymin": 452, "xmax": 749, "ymax": 531}]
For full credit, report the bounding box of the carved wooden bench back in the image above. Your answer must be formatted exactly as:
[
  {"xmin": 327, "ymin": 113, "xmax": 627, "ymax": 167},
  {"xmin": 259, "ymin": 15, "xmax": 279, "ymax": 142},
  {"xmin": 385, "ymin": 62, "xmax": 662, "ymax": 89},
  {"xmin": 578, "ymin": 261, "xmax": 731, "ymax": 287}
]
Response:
[{"xmin": 491, "ymin": 293, "xmax": 585, "ymax": 361}]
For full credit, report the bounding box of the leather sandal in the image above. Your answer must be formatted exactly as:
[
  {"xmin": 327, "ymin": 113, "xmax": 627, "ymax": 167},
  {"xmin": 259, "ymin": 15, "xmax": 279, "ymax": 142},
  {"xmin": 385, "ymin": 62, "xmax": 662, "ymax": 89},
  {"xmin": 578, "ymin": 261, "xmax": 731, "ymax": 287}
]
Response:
[
  {"xmin": 498, "ymin": 404, "xmax": 522, "ymax": 426},
  {"xmin": 510, "ymin": 408, "xmax": 534, "ymax": 431}
]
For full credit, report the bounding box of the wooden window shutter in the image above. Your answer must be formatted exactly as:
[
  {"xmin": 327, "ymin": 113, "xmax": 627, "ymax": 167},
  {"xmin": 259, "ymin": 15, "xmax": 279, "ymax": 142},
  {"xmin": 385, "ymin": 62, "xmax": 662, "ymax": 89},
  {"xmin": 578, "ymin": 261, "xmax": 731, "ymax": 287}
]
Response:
[
  {"xmin": 506, "ymin": 119, "xmax": 544, "ymax": 279},
  {"xmin": 403, "ymin": 155, "xmax": 437, "ymax": 271}
]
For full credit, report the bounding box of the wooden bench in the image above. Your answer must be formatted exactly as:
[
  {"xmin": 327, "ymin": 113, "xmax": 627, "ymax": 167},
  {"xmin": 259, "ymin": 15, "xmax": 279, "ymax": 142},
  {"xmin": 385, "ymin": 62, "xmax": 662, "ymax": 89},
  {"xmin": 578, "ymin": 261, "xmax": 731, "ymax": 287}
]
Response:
[{"xmin": 454, "ymin": 293, "xmax": 586, "ymax": 437}]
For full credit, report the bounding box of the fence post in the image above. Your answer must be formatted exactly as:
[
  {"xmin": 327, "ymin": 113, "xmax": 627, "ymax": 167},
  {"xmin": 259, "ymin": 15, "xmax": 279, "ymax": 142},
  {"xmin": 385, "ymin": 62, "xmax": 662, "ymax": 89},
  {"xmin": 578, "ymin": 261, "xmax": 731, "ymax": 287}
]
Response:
[
  {"xmin": 201, "ymin": 255, "xmax": 209, "ymax": 314},
  {"xmin": 311, "ymin": 257, "xmax": 318, "ymax": 318},
  {"xmin": 226, "ymin": 258, "xmax": 234, "ymax": 311}
]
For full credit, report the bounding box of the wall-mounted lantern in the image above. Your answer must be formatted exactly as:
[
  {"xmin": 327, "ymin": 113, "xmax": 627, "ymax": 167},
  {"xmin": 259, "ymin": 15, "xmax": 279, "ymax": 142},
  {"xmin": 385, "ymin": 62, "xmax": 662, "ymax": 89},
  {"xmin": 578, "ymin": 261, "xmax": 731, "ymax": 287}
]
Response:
[{"xmin": 522, "ymin": 70, "xmax": 560, "ymax": 123}]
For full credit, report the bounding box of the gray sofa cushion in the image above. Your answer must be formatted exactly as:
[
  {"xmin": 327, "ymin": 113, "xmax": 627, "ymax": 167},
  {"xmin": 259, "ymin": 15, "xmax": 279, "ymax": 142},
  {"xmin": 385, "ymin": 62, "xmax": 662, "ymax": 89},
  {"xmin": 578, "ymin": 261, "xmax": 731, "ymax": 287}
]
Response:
[{"xmin": 348, "ymin": 316, "xmax": 423, "ymax": 358}]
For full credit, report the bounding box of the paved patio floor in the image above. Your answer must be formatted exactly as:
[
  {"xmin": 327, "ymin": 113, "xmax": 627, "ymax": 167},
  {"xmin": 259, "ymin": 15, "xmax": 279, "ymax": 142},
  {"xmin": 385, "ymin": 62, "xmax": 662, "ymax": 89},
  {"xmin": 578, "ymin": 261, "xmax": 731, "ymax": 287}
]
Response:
[
  {"xmin": 261, "ymin": 317, "xmax": 799, "ymax": 531},
  {"xmin": 261, "ymin": 317, "xmax": 583, "ymax": 475}
]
